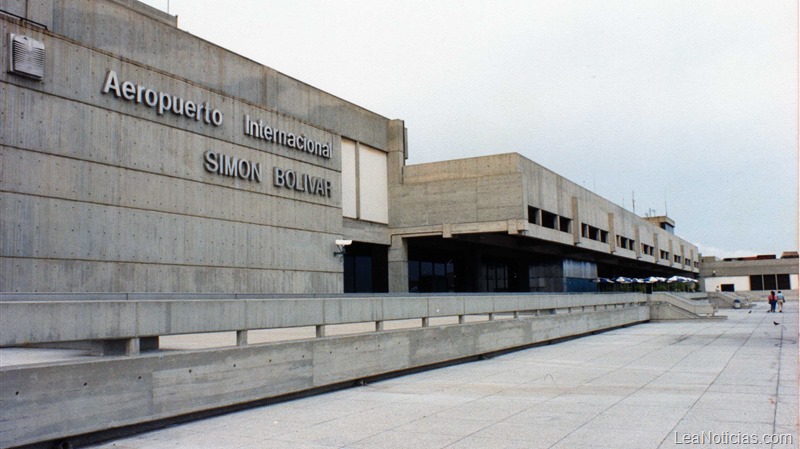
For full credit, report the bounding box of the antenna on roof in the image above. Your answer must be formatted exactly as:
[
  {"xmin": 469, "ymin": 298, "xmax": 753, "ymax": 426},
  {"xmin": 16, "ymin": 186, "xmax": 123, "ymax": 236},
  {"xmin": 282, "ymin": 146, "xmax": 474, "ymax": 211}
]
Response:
[{"xmin": 632, "ymin": 190, "xmax": 635, "ymax": 214}]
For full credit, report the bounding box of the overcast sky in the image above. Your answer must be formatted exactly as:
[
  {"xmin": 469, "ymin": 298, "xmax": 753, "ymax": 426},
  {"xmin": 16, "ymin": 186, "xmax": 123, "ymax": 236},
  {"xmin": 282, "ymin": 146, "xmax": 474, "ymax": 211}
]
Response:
[{"xmin": 141, "ymin": 0, "xmax": 798, "ymax": 259}]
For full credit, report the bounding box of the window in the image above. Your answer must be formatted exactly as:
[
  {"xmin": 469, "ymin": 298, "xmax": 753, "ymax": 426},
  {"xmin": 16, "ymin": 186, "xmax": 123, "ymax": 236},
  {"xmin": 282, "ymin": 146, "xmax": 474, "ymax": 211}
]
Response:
[
  {"xmin": 749, "ymin": 274, "xmax": 792, "ymax": 291},
  {"xmin": 750, "ymin": 275, "xmax": 763, "ymax": 291},
  {"xmin": 529, "ymin": 207, "xmax": 572, "ymax": 234},
  {"xmin": 616, "ymin": 236, "xmax": 635, "ymax": 251},
  {"xmin": 482, "ymin": 260, "xmax": 509, "ymax": 292},
  {"xmin": 408, "ymin": 259, "xmax": 454, "ymax": 293},
  {"xmin": 527, "ymin": 206, "xmax": 540, "ymax": 225},
  {"xmin": 341, "ymin": 139, "xmax": 357, "ymax": 218},
  {"xmin": 359, "ymin": 145, "xmax": 389, "ymax": 223},
  {"xmin": 342, "ymin": 138, "xmax": 389, "ymax": 224},
  {"xmin": 343, "ymin": 255, "xmax": 372, "ymax": 293},
  {"xmin": 541, "ymin": 210, "xmax": 558, "ymax": 229},
  {"xmin": 778, "ymin": 274, "xmax": 791, "ymax": 290},
  {"xmin": 559, "ymin": 216, "xmax": 572, "ymax": 233},
  {"xmin": 581, "ymin": 223, "xmax": 609, "ymax": 243}
]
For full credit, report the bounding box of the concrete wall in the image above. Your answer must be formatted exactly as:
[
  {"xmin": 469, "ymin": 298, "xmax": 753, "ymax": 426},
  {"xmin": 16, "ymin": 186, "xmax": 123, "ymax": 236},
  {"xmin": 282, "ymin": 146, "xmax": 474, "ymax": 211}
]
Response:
[
  {"xmin": 0, "ymin": 293, "xmax": 649, "ymax": 448},
  {"xmin": 391, "ymin": 154, "xmax": 526, "ymax": 227},
  {"xmin": 1, "ymin": 0, "xmax": 400, "ymax": 293},
  {"xmin": 390, "ymin": 153, "xmax": 700, "ymax": 274},
  {"xmin": 700, "ymin": 257, "xmax": 798, "ymax": 285}
]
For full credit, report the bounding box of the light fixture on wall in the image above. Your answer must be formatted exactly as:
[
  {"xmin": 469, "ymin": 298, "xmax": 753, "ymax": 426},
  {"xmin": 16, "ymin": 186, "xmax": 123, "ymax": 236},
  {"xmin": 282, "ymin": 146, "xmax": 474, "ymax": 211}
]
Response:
[{"xmin": 333, "ymin": 239, "xmax": 352, "ymax": 258}]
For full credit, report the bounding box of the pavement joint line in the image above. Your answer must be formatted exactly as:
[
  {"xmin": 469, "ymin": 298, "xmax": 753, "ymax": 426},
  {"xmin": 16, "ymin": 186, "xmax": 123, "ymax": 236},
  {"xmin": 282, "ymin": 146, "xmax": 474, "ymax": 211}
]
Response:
[
  {"xmin": 658, "ymin": 304, "xmax": 791, "ymax": 448},
  {"xmin": 770, "ymin": 313, "xmax": 787, "ymax": 448},
  {"xmin": 345, "ymin": 325, "xmax": 677, "ymax": 448},
  {"xmin": 655, "ymin": 307, "xmax": 761, "ymax": 447},
  {"xmin": 547, "ymin": 315, "xmax": 740, "ymax": 448},
  {"xmin": 440, "ymin": 317, "xmax": 739, "ymax": 448}
]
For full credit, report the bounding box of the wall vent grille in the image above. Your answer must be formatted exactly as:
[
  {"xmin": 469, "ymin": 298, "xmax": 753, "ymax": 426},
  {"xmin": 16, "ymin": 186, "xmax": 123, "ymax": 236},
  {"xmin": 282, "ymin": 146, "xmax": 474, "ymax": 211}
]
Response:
[{"xmin": 9, "ymin": 33, "xmax": 44, "ymax": 80}]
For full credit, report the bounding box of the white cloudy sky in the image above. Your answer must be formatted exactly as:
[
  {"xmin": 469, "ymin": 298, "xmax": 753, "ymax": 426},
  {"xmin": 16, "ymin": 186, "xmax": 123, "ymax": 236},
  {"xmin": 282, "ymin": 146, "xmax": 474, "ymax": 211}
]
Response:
[{"xmin": 141, "ymin": 0, "xmax": 798, "ymax": 259}]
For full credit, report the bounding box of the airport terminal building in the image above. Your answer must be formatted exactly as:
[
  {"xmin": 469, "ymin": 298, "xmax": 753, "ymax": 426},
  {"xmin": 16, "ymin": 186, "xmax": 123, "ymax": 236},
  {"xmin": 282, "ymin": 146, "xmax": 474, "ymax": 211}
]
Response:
[{"xmin": 1, "ymin": 0, "xmax": 700, "ymax": 295}]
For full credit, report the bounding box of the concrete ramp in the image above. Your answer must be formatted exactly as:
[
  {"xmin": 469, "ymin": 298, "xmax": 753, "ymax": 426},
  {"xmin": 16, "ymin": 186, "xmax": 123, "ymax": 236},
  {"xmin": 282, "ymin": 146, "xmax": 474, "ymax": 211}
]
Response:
[{"xmin": 648, "ymin": 292, "xmax": 722, "ymax": 320}]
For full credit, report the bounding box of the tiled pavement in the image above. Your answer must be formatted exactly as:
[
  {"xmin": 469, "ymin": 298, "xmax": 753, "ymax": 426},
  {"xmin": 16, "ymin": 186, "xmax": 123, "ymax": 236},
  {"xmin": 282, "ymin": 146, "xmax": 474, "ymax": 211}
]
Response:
[{"xmin": 83, "ymin": 302, "xmax": 798, "ymax": 449}]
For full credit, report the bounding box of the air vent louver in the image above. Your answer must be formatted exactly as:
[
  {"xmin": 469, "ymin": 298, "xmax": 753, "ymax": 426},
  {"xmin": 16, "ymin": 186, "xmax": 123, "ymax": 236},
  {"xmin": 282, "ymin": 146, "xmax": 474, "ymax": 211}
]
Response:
[{"xmin": 9, "ymin": 33, "xmax": 44, "ymax": 80}]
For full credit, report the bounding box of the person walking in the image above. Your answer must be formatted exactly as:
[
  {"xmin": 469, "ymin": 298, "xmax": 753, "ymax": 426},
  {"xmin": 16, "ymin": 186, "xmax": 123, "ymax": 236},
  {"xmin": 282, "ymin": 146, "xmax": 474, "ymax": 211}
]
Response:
[
  {"xmin": 777, "ymin": 291, "xmax": 785, "ymax": 313},
  {"xmin": 768, "ymin": 291, "xmax": 776, "ymax": 313}
]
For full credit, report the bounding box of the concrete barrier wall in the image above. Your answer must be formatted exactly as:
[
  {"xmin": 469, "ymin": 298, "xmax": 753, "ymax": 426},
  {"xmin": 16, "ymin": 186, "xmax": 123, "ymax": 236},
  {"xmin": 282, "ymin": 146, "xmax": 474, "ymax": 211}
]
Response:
[
  {"xmin": 0, "ymin": 293, "xmax": 645, "ymax": 347},
  {"xmin": 0, "ymin": 294, "xmax": 648, "ymax": 447},
  {"xmin": 722, "ymin": 290, "xmax": 798, "ymax": 303}
]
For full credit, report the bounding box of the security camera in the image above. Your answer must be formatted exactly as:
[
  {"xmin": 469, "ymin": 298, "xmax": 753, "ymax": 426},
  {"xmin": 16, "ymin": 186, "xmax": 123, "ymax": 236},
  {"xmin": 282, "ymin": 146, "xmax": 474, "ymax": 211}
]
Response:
[{"xmin": 333, "ymin": 239, "xmax": 353, "ymax": 259}]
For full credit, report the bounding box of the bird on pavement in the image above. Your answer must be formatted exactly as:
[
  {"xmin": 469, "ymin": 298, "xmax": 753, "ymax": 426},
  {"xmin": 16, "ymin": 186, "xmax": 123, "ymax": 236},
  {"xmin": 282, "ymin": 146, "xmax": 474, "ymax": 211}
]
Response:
[{"xmin": 773, "ymin": 321, "xmax": 780, "ymax": 326}]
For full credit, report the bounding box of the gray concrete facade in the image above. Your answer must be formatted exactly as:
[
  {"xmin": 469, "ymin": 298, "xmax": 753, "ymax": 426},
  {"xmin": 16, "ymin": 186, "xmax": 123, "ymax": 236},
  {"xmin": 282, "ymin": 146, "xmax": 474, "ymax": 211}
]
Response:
[
  {"xmin": 1, "ymin": 0, "xmax": 402, "ymax": 293},
  {"xmin": 391, "ymin": 154, "xmax": 699, "ymax": 271},
  {"xmin": 2, "ymin": 0, "xmax": 705, "ymax": 295},
  {"xmin": 387, "ymin": 154, "xmax": 700, "ymax": 292}
]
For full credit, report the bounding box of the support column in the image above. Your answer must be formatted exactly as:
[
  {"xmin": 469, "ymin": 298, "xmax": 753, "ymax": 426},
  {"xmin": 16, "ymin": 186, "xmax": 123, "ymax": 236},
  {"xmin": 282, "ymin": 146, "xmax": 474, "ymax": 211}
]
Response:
[
  {"xmin": 236, "ymin": 330, "xmax": 248, "ymax": 347},
  {"xmin": 608, "ymin": 212, "xmax": 616, "ymax": 253},
  {"xmin": 571, "ymin": 197, "xmax": 581, "ymax": 245},
  {"xmin": 125, "ymin": 338, "xmax": 140, "ymax": 356},
  {"xmin": 388, "ymin": 235, "xmax": 409, "ymax": 292},
  {"xmin": 653, "ymin": 233, "xmax": 660, "ymax": 263}
]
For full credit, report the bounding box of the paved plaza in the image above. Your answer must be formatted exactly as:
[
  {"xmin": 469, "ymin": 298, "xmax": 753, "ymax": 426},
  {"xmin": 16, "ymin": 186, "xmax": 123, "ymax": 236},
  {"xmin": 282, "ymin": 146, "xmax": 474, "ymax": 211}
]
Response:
[{"xmin": 78, "ymin": 303, "xmax": 797, "ymax": 449}]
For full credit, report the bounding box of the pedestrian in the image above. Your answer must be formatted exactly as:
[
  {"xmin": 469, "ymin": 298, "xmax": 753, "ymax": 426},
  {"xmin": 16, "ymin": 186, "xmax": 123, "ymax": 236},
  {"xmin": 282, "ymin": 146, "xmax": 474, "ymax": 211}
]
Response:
[
  {"xmin": 777, "ymin": 291, "xmax": 785, "ymax": 313},
  {"xmin": 767, "ymin": 291, "xmax": 776, "ymax": 313}
]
